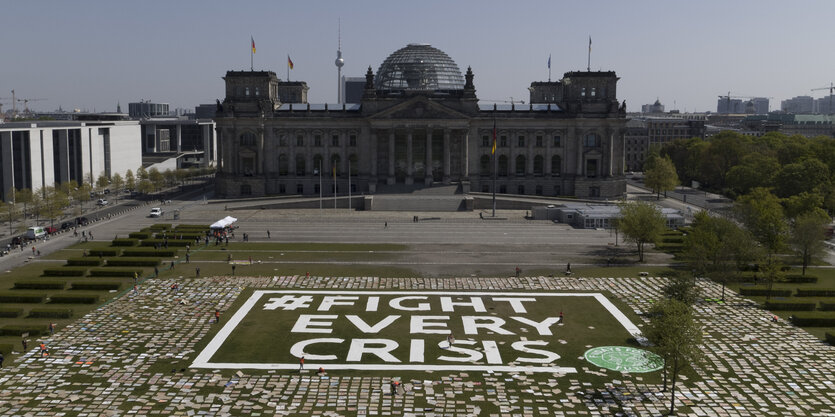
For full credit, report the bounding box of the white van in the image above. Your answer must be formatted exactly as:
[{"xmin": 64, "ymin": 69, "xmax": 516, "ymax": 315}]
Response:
[{"xmin": 25, "ymin": 226, "xmax": 46, "ymax": 240}]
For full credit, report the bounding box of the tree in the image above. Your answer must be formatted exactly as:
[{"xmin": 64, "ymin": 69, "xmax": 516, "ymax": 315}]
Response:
[
  {"xmin": 685, "ymin": 211, "xmax": 758, "ymax": 301},
  {"xmin": 148, "ymin": 168, "xmax": 164, "ymax": 192},
  {"xmin": 96, "ymin": 173, "xmax": 110, "ymax": 191},
  {"xmin": 125, "ymin": 170, "xmax": 136, "ymax": 192},
  {"xmin": 774, "ymin": 158, "xmax": 830, "ymax": 198},
  {"xmin": 111, "ymin": 173, "xmax": 124, "ymax": 201},
  {"xmin": 783, "ymin": 192, "xmax": 824, "ymax": 219},
  {"xmin": 39, "ymin": 186, "xmax": 69, "ymax": 228},
  {"xmin": 14, "ymin": 188, "xmax": 33, "ymax": 223},
  {"xmin": 137, "ymin": 166, "xmax": 148, "ymax": 182},
  {"xmin": 790, "ymin": 210, "xmax": 830, "ymax": 276},
  {"xmin": 736, "ymin": 188, "xmax": 788, "ymax": 301},
  {"xmin": 0, "ymin": 199, "xmax": 21, "ymax": 235},
  {"xmin": 73, "ymin": 182, "xmax": 92, "ymax": 214},
  {"xmin": 616, "ymin": 201, "xmax": 667, "ymax": 262},
  {"xmin": 137, "ymin": 178, "xmax": 154, "ymax": 195},
  {"xmin": 645, "ymin": 299, "xmax": 702, "ymax": 415},
  {"xmin": 663, "ymin": 271, "xmax": 700, "ymax": 305},
  {"xmin": 163, "ymin": 169, "xmax": 176, "ymax": 188},
  {"xmin": 644, "ymin": 155, "xmax": 680, "ymax": 200}
]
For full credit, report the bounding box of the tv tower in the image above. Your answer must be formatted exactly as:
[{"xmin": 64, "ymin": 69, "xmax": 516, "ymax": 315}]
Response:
[{"xmin": 335, "ymin": 19, "xmax": 345, "ymax": 104}]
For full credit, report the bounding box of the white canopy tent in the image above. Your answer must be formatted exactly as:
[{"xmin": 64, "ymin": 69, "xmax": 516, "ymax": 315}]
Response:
[{"xmin": 210, "ymin": 216, "xmax": 237, "ymax": 229}]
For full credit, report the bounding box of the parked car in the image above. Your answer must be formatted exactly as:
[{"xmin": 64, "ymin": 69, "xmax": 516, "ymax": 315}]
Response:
[
  {"xmin": 11, "ymin": 236, "xmax": 24, "ymax": 246},
  {"xmin": 45, "ymin": 226, "xmax": 59, "ymax": 234},
  {"xmin": 60, "ymin": 221, "xmax": 74, "ymax": 230},
  {"xmin": 76, "ymin": 217, "xmax": 89, "ymax": 226},
  {"xmin": 25, "ymin": 227, "xmax": 46, "ymax": 240},
  {"xmin": 96, "ymin": 199, "xmax": 108, "ymax": 206},
  {"xmin": 149, "ymin": 208, "xmax": 163, "ymax": 218}
]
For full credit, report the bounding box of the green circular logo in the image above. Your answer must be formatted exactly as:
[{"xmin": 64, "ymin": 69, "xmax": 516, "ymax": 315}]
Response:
[{"xmin": 583, "ymin": 346, "xmax": 663, "ymax": 373}]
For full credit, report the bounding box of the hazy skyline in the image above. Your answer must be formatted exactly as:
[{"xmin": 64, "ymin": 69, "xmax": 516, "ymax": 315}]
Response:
[{"xmin": 3, "ymin": 0, "xmax": 835, "ymax": 114}]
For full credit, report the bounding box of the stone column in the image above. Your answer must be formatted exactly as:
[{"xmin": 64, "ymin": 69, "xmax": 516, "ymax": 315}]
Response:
[
  {"xmin": 387, "ymin": 130, "xmax": 395, "ymax": 185},
  {"xmin": 425, "ymin": 127, "xmax": 433, "ymax": 185},
  {"xmin": 405, "ymin": 129, "xmax": 413, "ymax": 184},
  {"xmin": 370, "ymin": 131, "xmax": 378, "ymax": 177},
  {"xmin": 443, "ymin": 129, "xmax": 451, "ymax": 183},
  {"xmin": 527, "ymin": 130, "xmax": 534, "ymax": 175},
  {"xmin": 607, "ymin": 128, "xmax": 614, "ymax": 177},
  {"xmin": 575, "ymin": 128, "xmax": 583, "ymax": 176},
  {"xmin": 463, "ymin": 129, "xmax": 470, "ymax": 180}
]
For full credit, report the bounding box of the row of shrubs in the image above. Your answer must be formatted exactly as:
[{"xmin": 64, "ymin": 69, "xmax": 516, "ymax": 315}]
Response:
[
  {"xmin": 0, "ymin": 293, "xmax": 99, "ymax": 304},
  {"xmin": 14, "ymin": 281, "xmax": 122, "ymax": 291},
  {"xmin": 740, "ymin": 287, "xmax": 835, "ymax": 297},
  {"xmin": 43, "ymin": 262, "xmax": 156, "ymax": 277},
  {"xmin": 0, "ymin": 325, "xmax": 47, "ymax": 337},
  {"xmin": 827, "ymin": 333, "xmax": 835, "ymax": 346},
  {"xmin": 789, "ymin": 314, "xmax": 835, "ymax": 327}
]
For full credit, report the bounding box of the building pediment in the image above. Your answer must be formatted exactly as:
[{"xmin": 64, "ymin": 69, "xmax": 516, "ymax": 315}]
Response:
[{"xmin": 368, "ymin": 96, "xmax": 469, "ymax": 120}]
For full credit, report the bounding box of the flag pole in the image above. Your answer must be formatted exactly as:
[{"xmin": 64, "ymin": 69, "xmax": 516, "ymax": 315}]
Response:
[
  {"xmin": 492, "ymin": 118, "xmax": 497, "ymax": 218},
  {"xmin": 348, "ymin": 159, "xmax": 351, "ymax": 211},
  {"xmin": 333, "ymin": 163, "xmax": 337, "ymax": 209}
]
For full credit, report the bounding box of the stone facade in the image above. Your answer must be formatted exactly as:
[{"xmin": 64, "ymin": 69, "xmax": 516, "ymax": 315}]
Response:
[{"xmin": 215, "ymin": 46, "xmax": 627, "ymax": 200}]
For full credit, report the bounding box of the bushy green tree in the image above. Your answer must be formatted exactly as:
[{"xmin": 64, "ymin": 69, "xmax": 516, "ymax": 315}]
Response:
[
  {"xmin": 644, "ymin": 155, "xmax": 680, "ymax": 200},
  {"xmin": 736, "ymin": 188, "xmax": 788, "ymax": 301},
  {"xmin": 125, "ymin": 170, "xmax": 136, "ymax": 191},
  {"xmin": 645, "ymin": 299, "xmax": 702, "ymax": 415},
  {"xmin": 790, "ymin": 210, "xmax": 830, "ymax": 276},
  {"xmin": 616, "ymin": 201, "xmax": 667, "ymax": 262}
]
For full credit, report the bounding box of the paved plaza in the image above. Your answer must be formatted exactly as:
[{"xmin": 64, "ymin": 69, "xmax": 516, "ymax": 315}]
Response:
[{"xmin": 1, "ymin": 273, "xmax": 833, "ymax": 416}]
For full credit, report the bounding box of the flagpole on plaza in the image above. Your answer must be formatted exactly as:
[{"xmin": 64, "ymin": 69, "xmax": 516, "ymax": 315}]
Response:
[
  {"xmin": 348, "ymin": 159, "xmax": 351, "ymax": 210},
  {"xmin": 587, "ymin": 36, "xmax": 592, "ymax": 72},
  {"xmin": 333, "ymin": 163, "xmax": 337, "ymax": 209},
  {"xmin": 548, "ymin": 54, "xmax": 551, "ymax": 82},
  {"xmin": 250, "ymin": 36, "xmax": 255, "ymax": 71},
  {"xmin": 318, "ymin": 160, "xmax": 322, "ymax": 210},
  {"xmin": 492, "ymin": 118, "xmax": 497, "ymax": 218}
]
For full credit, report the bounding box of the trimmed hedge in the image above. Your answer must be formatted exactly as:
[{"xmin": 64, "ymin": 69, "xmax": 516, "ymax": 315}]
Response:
[
  {"xmin": 41, "ymin": 267, "xmax": 87, "ymax": 277},
  {"xmin": 71, "ymin": 282, "xmax": 121, "ymax": 291},
  {"xmin": 738, "ymin": 288, "xmax": 793, "ymax": 297},
  {"xmin": 0, "ymin": 293, "xmax": 46, "ymax": 303},
  {"xmin": 175, "ymin": 224, "xmax": 209, "ymax": 231},
  {"xmin": 0, "ymin": 308, "xmax": 23, "ymax": 318},
  {"xmin": 48, "ymin": 295, "xmax": 99, "ymax": 304},
  {"xmin": 826, "ymin": 333, "xmax": 835, "ymax": 346},
  {"xmin": 111, "ymin": 238, "xmax": 139, "ymax": 247},
  {"xmin": 66, "ymin": 258, "xmax": 102, "ymax": 266},
  {"xmin": 795, "ymin": 289, "xmax": 835, "ymax": 297},
  {"xmin": 0, "ymin": 343, "xmax": 13, "ymax": 355},
  {"xmin": 764, "ymin": 301, "xmax": 816, "ymax": 311},
  {"xmin": 154, "ymin": 233, "xmax": 203, "ymax": 241},
  {"xmin": 121, "ymin": 249, "xmax": 178, "ymax": 257},
  {"xmin": 13, "ymin": 281, "xmax": 65, "ymax": 290},
  {"xmin": 89, "ymin": 249, "xmax": 121, "ymax": 257},
  {"xmin": 820, "ymin": 302, "xmax": 835, "ymax": 311},
  {"xmin": 149, "ymin": 223, "xmax": 172, "ymax": 231},
  {"xmin": 784, "ymin": 275, "xmax": 818, "ymax": 284},
  {"xmin": 0, "ymin": 325, "xmax": 46, "ymax": 337},
  {"xmin": 139, "ymin": 239, "xmax": 191, "ymax": 247},
  {"xmin": 128, "ymin": 232, "xmax": 151, "ymax": 239},
  {"xmin": 106, "ymin": 257, "xmax": 161, "ymax": 267},
  {"xmin": 89, "ymin": 268, "xmax": 141, "ymax": 277},
  {"xmin": 27, "ymin": 308, "xmax": 72, "ymax": 318},
  {"xmin": 790, "ymin": 314, "xmax": 835, "ymax": 327}
]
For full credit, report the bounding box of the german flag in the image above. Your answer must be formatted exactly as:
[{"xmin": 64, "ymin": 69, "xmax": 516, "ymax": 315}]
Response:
[
  {"xmin": 288, "ymin": 55, "xmax": 294, "ymax": 70},
  {"xmin": 251, "ymin": 36, "xmax": 256, "ymax": 54},
  {"xmin": 491, "ymin": 119, "xmax": 497, "ymax": 155}
]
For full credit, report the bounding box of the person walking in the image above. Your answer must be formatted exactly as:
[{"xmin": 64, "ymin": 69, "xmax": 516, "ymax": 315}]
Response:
[
  {"xmin": 215, "ymin": 310, "xmax": 221, "ymax": 324},
  {"xmin": 232, "ymin": 265, "xmax": 236, "ymax": 275},
  {"xmin": 0, "ymin": 352, "xmax": 4, "ymax": 368},
  {"xmin": 559, "ymin": 311, "xmax": 564, "ymax": 324},
  {"xmin": 185, "ymin": 253, "xmax": 190, "ymax": 263},
  {"xmin": 49, "ymin": 322, "xmax": 54, "ymax": 335},
  {"xmin": 267, "ymin": 230, "xmax": 271, "ymax": 239},
  {"xmin": 515, "ymin": 266, "xmax": 521, "ymax": 278},
  {"xmin": 299, "ymin": 356, "xmax": 305, "ymax": 372},
  {"xmin": 195, "ymin": 267, "xmax": 200, "ymax": 277},
  {"xmin": 39, "ymin": 342, "xmax": 47, "ymax": 357}
]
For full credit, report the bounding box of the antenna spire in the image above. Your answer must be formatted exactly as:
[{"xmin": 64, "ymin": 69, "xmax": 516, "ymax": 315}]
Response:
[{"xmin": 335, "ymin": 18, "xmax": 345, "ymax": 104}]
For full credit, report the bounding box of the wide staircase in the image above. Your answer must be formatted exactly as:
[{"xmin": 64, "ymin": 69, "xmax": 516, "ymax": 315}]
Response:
[{"xmin": 370, "ymin": 183, "xmax": 468, "ymax": 211}]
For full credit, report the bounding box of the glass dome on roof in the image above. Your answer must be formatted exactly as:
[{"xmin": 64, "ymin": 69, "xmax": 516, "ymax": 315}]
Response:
[{"xmin": 375, "ymin": 44, "xmax": 465, "ymax": 91}]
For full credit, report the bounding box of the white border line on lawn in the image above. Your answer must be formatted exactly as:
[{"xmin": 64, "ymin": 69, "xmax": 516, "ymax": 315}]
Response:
[{"xmin": 191, "ymin": 290, "xmax": 644, "ymax": 372}]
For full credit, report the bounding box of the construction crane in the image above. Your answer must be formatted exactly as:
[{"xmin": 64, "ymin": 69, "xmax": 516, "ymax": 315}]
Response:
[
  {"xmin": 16, "ymin": 97, "xmax": 47, "ymax": 115},
  {"xmin": 812, "ymin": 83, "xmax": 834, "ymax": 114}
]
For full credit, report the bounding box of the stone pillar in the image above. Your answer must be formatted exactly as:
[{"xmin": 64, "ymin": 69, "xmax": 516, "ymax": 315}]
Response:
[
  {"xmin": 425, "ymin": 127, "xmax": 433, "ymax": 185},
  {"xmin": 575, "ymin": 128, "xmax": 583, "ymax": 176},
  {"xmin": 463, "ymin": 129, "xmax": 470, "ymax": 180},
  {"xmin": 527, "ymin": 131, "xmax": 534, "ymax": 175},
  {"xmin": 387, "ymin": 130, "xmax": 395, "ymax": 185},
  {"xmin": 176, "ymin": 124, "xmax": 182, "ymax": 153},
  {"xmin": 443, "ymin": 129, "xmax": 451, "ymax": 183},
  {"xmin": 607, "ymin": 128, "xmax": 614, "ymax": 177},
  {"xmin": 370, "ymin": 131, "xmax": 378, "ymax": 177},
  {"xmin": 405, "ymin": 129, "xmax": 413, "ymax": 184}
]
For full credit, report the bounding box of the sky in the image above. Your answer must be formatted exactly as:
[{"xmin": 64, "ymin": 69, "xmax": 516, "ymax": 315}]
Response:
[{"xmin": 2, "ymin": 0, "xmax": 835, "ymax": 114}]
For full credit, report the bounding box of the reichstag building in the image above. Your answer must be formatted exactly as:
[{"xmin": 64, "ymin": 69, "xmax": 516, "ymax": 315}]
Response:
[{"xmin": 214, "ymin": 43, "xmax": 627, "ymax": 200}]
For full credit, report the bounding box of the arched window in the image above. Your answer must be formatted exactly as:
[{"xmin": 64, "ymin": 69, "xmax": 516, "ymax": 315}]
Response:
[
  {"xmin": 349, "ymin": 154, "xmax": 358, "ymax": 176},
  {"xmin": 295, "ymin": 155, "xmax": 306, "ymax": 176},
  {"xmin": 533, "ymin": 155, "xmax": 544, "ymax": 175},
  {"xmin": 584, "ymin": 133, "xmax": 599, "ymax": 147},
  {"xmin": 313, "ymin": 154, "xmax": 323, "ymax": 174},
  {"xmin": 551, "ymin": 155, "xmax": 562, "ymax": 176},
  {"xmin": 498, "ymin": 155, "xmax": 508, "ymax": 177},
  {"xmin": 240, "ymin": 132, "xmax": 256, "ymax": 146},
  {"xmin": 331, "ymin": 154, "xmax": 341, "ymax": 176},
  {"xmin": 480, "ymin": 155, "xmax": 490, "ymax": 176},
  {"xmin": 278, "ymin": 154, "xmax": 288, "ymax": 175},
  {"xmin": 515, "ymin": 155, "xmax": 526, "ymax": 176}
]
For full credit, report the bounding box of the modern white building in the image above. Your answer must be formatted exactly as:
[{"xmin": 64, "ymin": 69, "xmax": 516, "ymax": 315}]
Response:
[{"xmin": 0, "ymin": 120, "xmax": 141, "ymax": 202}]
